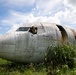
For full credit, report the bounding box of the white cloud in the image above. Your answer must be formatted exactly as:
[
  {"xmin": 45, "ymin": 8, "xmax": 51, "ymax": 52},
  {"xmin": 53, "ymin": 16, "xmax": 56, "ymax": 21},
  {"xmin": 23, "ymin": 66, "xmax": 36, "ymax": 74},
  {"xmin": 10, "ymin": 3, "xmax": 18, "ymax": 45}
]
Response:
[
  {"xmin": 53, "ymin": 8, "xmax": 76, "ymax": 28},
  {"xmin": 1, "ymin": 11, "xmax": 61, "ymax": 27},
  {"xmin": 32, "ymin": 0, "xmax": 62, "ymax": 15},
  {"xmin": 64, "ymin": 0, "xmax": 76, "ymax": 9},
  {"xmin": 1, "ymin": 7, "xmax": 76, "ymax": 31},
  {"xmin": 65, "ymin": 0, "xmax": 76, "ymax": 6},
  {"xmin": 0, "ymin": 0, "xmax": 76, "ymax": 34},
  {"xmin": 3, "ymin": 11, "xmax": 61, "ymax": 33}
]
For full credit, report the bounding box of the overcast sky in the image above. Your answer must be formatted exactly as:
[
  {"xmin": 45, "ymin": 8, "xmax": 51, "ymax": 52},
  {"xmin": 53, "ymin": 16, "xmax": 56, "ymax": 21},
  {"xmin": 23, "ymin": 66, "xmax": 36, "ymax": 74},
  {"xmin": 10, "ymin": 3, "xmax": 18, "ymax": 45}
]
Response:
[{"xmin": 0, "ymin": 0, "xmax": 76, "ymax": 34}]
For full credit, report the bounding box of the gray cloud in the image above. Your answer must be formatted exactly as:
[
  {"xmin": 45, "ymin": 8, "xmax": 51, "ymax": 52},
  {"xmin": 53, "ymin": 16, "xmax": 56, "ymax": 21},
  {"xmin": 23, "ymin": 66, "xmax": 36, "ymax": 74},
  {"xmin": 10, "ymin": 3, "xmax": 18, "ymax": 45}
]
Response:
[{"xmin": 67, "ymin": 0, "xmax": 76, "ymax": 6}]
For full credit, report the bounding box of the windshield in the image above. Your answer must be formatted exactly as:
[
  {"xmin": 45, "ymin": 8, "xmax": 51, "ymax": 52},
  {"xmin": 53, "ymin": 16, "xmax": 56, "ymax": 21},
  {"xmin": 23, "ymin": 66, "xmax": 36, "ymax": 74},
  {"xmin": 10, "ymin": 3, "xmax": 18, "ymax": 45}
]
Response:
[{"xmin": 16, "ymin": 27, "xmax": 30, "ymax": 31}]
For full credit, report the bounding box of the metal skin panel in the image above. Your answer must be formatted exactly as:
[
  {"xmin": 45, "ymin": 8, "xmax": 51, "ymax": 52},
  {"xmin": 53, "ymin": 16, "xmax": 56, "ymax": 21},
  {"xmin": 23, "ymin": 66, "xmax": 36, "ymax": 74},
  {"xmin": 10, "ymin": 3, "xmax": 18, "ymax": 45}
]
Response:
[
  {"xmin": 0, "ymin": 22, "xmax": 76, "ymax": 63},
  {"xmin": 0, "ymin": 33, "xmax": 15, "ymax": 60},
  {"xmin": 15, "ymin": 32, "xmax": 28, "ymax": 52}
]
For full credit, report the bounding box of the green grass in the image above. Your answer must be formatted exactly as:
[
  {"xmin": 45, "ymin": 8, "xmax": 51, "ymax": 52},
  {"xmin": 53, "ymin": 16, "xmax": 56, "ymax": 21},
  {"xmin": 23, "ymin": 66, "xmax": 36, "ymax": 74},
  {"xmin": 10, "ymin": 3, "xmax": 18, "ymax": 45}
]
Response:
[
  {"xmin": 0, "ymin": 58, "xmax": 76, "ymax": 75},
  {"xmin": 0, "ymin": 58, "xmax": 47, "ymax": 75}
]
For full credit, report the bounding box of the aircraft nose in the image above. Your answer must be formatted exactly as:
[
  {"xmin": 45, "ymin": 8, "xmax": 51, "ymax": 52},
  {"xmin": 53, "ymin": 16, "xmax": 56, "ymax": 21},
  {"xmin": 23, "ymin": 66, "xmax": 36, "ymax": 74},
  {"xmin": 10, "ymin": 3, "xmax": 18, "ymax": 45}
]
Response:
[{"xmin": 0, "ymin": 33, "xmax": 15, "ymax": 53}]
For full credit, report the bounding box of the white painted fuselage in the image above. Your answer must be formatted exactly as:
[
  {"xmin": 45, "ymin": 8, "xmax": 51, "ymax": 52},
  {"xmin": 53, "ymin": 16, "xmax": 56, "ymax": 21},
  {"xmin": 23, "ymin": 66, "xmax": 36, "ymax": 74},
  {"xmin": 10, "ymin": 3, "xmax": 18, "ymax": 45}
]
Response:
[{"xmin": 0, "ymin": 22, "xmax": 76, "ymax": 63}]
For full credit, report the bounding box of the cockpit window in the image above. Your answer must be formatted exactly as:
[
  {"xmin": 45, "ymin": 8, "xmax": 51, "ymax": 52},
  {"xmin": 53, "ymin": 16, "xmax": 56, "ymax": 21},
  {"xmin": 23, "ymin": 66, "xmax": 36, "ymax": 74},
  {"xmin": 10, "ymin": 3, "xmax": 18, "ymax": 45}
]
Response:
[{"xmin": 16, "ymin": 27, "xmax": 30, "ymax": 31}]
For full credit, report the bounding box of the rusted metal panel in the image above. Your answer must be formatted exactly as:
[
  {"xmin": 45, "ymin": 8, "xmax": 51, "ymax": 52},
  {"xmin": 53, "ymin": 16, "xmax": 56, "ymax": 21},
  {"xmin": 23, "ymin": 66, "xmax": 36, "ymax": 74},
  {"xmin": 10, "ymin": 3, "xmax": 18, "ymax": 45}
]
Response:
[
  {"xmin": 63, "ymin": 26, "xmax": 75, "ymax": 43},
  {"xmin": 70, "ymin": 29, "xmax": 76, "ymax": 43}
]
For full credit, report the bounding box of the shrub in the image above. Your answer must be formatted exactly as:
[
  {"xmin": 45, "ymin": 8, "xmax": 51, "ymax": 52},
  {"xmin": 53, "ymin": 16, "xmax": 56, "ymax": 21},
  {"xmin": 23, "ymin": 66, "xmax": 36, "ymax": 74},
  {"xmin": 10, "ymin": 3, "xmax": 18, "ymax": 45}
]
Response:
[{"xmin": 46, "ymin": 45, "xmax": 76, "ymax": 68}]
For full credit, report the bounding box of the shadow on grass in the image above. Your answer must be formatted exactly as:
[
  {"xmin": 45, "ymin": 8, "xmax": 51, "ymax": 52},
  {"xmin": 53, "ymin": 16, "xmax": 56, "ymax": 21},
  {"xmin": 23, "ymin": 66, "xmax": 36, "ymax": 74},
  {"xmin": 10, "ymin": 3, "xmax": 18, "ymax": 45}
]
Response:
[{"xmin": 0, "ymin": 62, "xmax": 29, "ymax": 72}]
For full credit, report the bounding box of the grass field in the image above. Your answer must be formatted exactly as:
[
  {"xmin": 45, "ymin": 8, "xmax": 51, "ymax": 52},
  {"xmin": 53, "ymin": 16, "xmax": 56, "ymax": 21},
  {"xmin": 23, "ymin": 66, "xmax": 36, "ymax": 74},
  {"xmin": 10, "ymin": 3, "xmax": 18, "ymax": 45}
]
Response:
[
  {"xmin": 0, "ymin": 58, "xmax": 76, "ymax": 75},
  {"xmin": 0, "ymin": 58, "xmax": 47, "ymax": 75}
]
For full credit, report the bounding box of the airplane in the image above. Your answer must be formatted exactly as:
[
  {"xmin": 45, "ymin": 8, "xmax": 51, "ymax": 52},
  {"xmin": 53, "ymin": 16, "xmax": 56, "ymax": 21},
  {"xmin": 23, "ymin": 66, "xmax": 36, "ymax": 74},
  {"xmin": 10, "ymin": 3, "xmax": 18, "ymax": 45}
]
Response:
[{"xmin": 0, "ymin": 22, "xmax": 76, "ymax": 63}]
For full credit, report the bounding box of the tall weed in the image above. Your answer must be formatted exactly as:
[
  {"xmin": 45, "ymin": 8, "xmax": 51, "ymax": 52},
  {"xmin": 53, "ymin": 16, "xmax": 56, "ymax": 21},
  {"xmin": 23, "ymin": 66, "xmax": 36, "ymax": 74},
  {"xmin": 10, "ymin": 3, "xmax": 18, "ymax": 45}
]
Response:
[{"xmin": 46, "ymin": 45, "xmax": 76, "ymax": 68}]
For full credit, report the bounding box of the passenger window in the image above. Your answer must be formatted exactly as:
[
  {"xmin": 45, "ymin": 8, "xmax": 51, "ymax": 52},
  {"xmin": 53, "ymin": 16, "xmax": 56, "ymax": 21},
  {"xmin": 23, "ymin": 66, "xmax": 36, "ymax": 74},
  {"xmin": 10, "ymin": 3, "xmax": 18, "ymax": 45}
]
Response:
[
  {"xmin": 37, "ymin": 26, "xmax": 45, "ymax": 34},
  {"xmin": 29, "ymin": 26, "xmax": 37, "ymax": 34},
  {"xmin": 16, "ymin": 27, "xmax": 30, "ymax": 31}
]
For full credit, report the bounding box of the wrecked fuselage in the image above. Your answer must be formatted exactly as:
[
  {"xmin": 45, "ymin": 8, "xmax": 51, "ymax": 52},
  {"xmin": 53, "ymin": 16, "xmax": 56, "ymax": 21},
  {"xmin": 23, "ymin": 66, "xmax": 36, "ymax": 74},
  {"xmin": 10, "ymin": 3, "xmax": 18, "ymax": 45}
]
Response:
[{"xmin": 0, "ymin": 22, "xmax": 76, "ymax": 63}]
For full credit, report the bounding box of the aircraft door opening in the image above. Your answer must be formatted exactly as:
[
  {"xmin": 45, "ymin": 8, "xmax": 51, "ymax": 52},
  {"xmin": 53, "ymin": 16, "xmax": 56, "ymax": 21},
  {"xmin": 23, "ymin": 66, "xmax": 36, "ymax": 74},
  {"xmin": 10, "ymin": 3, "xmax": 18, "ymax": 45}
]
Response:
[{"xmin": 56, "ymin": 25, "xmax": 68, "ymax": 44}]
